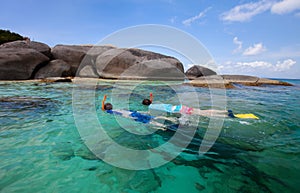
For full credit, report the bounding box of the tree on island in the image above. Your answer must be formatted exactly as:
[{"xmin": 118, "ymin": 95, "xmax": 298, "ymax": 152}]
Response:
[{"xmin": 0, "ymin": 29, "xmax": 26, "ymax": 45}]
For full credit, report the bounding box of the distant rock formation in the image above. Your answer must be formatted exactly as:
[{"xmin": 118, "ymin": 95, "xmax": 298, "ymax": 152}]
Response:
[
  {"xmin": 0, "ymin": 40, "xmax": 294, "ymax": 86},
  {"xmin": 185, "ymin": 65, "xmax": 217, "ymax": 79},
  {"xmin": 187, "ymin": 75, "xmax": 292, "ymax": 88},
  {"xmin": 186, "ymin": 75, "xmax": 234, "ymax": 89},
  {"xmin": 222, "ymin": 75, "xmax": 292, "ymax": 86}
]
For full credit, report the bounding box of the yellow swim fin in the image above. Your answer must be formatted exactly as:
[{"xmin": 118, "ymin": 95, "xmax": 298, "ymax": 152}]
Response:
[{"xmin": 234, "ymin": 113, "xmax": 259, "ymax": 119}]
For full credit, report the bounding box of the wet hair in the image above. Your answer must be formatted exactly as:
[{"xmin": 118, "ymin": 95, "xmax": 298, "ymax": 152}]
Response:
[
  {"xmin": 104, "ymin": 103, "xmax": 113, "ymax": 110},
  {"xmin": 142, "ymin": 99, "xmax": 152, "ymax": 106}
]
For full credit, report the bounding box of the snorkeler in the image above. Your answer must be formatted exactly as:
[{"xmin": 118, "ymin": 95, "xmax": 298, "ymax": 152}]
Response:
[
  {"xmin": 142, "ymin": 93, "xmax": 259, "ymax": 119},
  {"xmin": 141, "ymin": 93, "xmax": 228, "ymax": 117},
  {"xmin": 101, "ymin": 95, "xmax": 178, "ymax": 130}
]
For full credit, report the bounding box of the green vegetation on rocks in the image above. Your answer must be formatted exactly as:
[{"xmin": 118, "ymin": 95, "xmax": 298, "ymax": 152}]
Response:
[{"xmin": 0, "ymin": 29, "xmax": 24, "ymax": 45}]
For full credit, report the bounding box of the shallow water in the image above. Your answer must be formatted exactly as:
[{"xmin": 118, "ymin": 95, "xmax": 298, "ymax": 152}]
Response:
[{"xmin": 0, "ymin": 79, "xmax": 299, "ymax": 193}]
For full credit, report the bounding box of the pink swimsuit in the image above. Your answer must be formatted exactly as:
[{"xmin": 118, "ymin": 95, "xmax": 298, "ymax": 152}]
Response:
[{"xmin": 180, "ymin": 105, "xmax": 193, "ymax": 114}]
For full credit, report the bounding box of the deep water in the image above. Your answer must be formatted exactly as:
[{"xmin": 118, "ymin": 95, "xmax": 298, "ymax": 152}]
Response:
[{"xmin": 0, "ymin": 79, "xmax": 299, "ymax": 193}]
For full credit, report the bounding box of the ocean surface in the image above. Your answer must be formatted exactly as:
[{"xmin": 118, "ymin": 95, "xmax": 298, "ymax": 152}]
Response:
[{"xmin": 0, "ymin": 79, "xmax": 299, "ymax": 193}]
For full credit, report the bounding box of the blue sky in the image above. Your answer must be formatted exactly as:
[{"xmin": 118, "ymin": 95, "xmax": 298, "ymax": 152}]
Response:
[{"xmin": 1, "ymin": 0, "xmax": 300, "ymax": 78}]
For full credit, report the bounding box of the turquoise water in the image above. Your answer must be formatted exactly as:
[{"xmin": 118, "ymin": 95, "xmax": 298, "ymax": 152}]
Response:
[{"xmin": 0, "ymin": 79, "xmax": 299, "ymax": 192}]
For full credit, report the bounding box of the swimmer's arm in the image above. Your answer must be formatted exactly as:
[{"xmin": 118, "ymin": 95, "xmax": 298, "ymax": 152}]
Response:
[{"xmin": 101, "ymin": 95, "xmax": 107, "ymax": 110}]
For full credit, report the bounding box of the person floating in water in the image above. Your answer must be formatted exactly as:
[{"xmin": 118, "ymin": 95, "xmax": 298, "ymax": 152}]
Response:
[
  {"xmin": 142, "ymin": 93, "xmax": 259, "ymax": 119},
  {"xmin": 101, "ymin": 95, "xmax": 178, "ymax": 130}
]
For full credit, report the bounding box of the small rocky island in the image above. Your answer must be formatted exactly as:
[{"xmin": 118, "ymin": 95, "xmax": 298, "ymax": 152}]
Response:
[{"xmin": 0, "ymin": 32, "xmax": 293, "ymax": 88}]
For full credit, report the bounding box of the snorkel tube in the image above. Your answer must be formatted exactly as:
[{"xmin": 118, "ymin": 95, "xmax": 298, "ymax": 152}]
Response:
[{"xmin": 150, "ymin": 92, "xmax": 153, "ymax": 102}]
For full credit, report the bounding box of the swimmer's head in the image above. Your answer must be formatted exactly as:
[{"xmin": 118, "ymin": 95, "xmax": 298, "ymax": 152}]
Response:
[
  {"xmin": 104, "ymin": 103, "xmax": 113, "ymax": 110},
  {"xmin": 142, "ymin": 99, "xmax": 152, "ymax": 106}
]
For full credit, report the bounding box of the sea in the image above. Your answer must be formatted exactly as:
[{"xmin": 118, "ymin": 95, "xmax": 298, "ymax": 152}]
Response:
[{"xmin": 0, "ymin": 79, "xmax": 299, "ymax": 193}]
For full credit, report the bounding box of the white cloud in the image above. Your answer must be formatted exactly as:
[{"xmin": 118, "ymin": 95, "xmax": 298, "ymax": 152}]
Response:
[
  {"xmin": 221, "ymin": 0, "xmax": 300, "ymax": 23},
  {"xmin": 237, "ymin": 61, "xmax": 272, "ymax": 68},
  {"xmin": 233, "ymin": 37, "xmax": 243, "ymax": 53},
  {"xmin": 221, "ymin": 0, "xmax": 275, "ymax": 22},
  {"xmin": 182, "ymin": 7, "xmax": 211, "ymax": 26},
  {"xmin": 271, "ymin": 0, "xmax": 300, "ymax": 14},
  {"xmin": 243, "ymin": 43, "xmax": 266, "ymax": 56},
  {"xmin": 274, "ymin": 59, "xmax": 296, "ymax": 71},
  {"xmin": 218, "ymin": 59, "xmax": 296, "ymax": 74}
]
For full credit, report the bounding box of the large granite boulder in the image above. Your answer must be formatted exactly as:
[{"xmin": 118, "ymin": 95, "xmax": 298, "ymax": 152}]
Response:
[
  {"xmin": 95, "ymin": 48, "xmax": 185, "ymax": 80},
  {"xmin": 51, "ymin": 45, "xmax": 116, "ymax": 77},
  {"xmin": 76, "ymin": 45, "xmax": 116, "ymax": 78},
  {"xmin": 185, "ymin": 65, "xmax": 217, "ymax": 79},
  {"xmin": 34, "ymin": 59, "xmax": 71, "ymax": 79},
  {"xmin": 52, "ymin": 45, "xmax": 185, "ymax": 80},
  {"xmin": 51, "ymin": 45, "xmax": 93, "ymax": 76},
  {"xmin": 0, "ymin": 48, "xmax": 49, "ymax": 80},
  {"xmin": 0, "ymin": 40, "xmax": 52, "ymax": 58}
]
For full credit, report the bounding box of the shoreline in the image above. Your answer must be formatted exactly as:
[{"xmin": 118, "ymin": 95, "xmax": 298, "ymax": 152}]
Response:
[{"xmin": 0, "ymin": 76, "xmax": 294, "ymax": 89}]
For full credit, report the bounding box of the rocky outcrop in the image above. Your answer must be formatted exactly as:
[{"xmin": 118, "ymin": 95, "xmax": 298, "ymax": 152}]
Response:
[
  {"xmin": 76, "ymin": 45, "xmax": 116, "ymax": 78},
  {"xmin": 186, "ymin": 75, "xmax": 235, "ymax": 89},
  {"xmin": 221, "ymin": 75, "xmax": 259, "ymax": 85},
  {"xmin": 222, "ymin": 75, "xmax": 292, "ymax": 86},
  {"xmin": 186, "ymin": 75, "xmax": 293, "ymax": 88},
  {"xmin": 0, "ymin": 48, "xmax": 49, "ymax": 80},
  {"xmin": 94, "ymin": 48, "xmax": 185, "ymax": 80},
  {"xmin": 185, "ymin": 65, "xmax": 217, "ymax": 79},
  {"xmin": 0, "ymin": 40, "xmax": 294, "ymax": 85},
  {"xmin": 0, "ymin": 40, "xmax": 52, "ymax": 58},
  {"xmin": 0, "ymin": 42, "xmax": 185, "ymax": 80},
  {"xmin": 51, "ymin": 45, "xmax": 93, "ymax": 76},
  {"xmin": 256, "ymin": 78, "xmax": 293, "ymax": 86},
  {"xmin": 34, "ymin": 59, "xmax": 71, "ymax": 79},
  {"xmin": 51, "ymin": 45, "xmax": 185, "ymax": 80}
]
